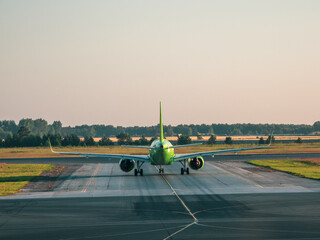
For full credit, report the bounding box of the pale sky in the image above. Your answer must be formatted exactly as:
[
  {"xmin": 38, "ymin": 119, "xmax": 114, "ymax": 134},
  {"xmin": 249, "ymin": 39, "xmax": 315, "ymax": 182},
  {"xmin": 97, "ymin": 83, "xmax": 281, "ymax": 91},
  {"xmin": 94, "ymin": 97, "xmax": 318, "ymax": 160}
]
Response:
[{"xmin": 0, "ymin": 0, "xmax": 319, "ymax": 127}]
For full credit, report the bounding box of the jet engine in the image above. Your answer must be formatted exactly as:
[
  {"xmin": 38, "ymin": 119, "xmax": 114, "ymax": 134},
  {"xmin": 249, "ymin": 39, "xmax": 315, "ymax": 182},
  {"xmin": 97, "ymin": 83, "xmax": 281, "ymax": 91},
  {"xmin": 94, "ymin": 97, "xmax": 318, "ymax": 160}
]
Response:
[
  {"xmin": 188, "ymin": 156, "xmax": 204, "ymax": 170},
  {"xmin": 119, "ymin": 159, "xmax": 135, "ymax": 172}
]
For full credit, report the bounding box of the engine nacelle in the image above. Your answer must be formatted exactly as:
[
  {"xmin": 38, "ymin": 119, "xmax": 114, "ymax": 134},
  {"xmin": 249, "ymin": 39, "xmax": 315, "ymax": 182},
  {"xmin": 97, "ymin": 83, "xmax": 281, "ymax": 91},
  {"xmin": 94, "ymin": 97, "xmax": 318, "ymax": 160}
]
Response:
[
  {"xmin": 119, "ymin": 159, "xmax": 135, "ymax": 172},
  {"xmin": 188, "ymin": 156, "xmax": 204, "ymax": 170}
]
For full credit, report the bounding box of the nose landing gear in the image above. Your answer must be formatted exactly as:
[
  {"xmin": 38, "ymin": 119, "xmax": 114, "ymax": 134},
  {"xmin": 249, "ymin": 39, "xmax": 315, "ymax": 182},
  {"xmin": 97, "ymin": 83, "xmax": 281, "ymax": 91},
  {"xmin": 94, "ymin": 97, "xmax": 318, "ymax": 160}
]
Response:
[{"xmin": 159, "ymin": 166, "xmax": 164, "ymax": 174}]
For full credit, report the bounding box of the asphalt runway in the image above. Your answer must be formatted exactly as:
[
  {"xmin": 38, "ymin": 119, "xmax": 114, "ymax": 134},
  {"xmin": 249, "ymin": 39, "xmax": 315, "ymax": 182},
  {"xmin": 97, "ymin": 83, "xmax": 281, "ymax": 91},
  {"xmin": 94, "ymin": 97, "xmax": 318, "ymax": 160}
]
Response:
[{"xmin": 1, "ymin": 155, "xmax": 320, "ymax": 239}]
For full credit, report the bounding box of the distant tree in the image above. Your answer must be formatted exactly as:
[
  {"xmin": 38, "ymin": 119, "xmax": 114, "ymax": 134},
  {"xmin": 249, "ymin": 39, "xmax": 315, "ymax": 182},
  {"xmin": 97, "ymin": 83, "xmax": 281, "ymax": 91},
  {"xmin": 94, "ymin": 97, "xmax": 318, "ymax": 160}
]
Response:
[
  {"xmin": 231, "ymin": 128, "xmax": 242, "ymax": 135},
  {"xmin": 116, "ymin": 132, "xmax": 132, "ymax": 145},
  {"xmin": 166, "ymin": 125, "xmax": 174, "ymax": 136},
  {"xmin": 266, "ymin": 135, "xmax": 275, "ymax": 144},
  {"xmin": 177, "ymin": 135, "xmax": 192, "ymax": 145},
  {"xmin": 313, "ymin": 121, "xmax": 320, "ymax": 132},
  {"xmin": 0, "ymin": 127, "xmax": 6, "ymax": 139},
  {"xmin": 83, "ymin": 136, "xmax": 95, "ymax": 146},
  {"xmin": 208, "ymin": 126, "xmax": 214, "ymax": 135},
  {"xmin": 61, "ymin": 135, "xmax": 70, "ymax": 146},
  {"xmin": 133, "ymin": 136, "xmax": 149, "ymax": 145},
  {"xmin": 197, "ymin": 134, "xmax": 203, "ymax": 140},
  {"xmin": 207, "ymin": 135, "xmax": 216, "ymax": 145},
  {"xmin": 0, "ymin": 120, "xmax": 18, "ymax": 136},
  {"xmin": 52, "ymin": 121, "xmax": 62, "ymax": 134},
  {"xmin": 17, "ymin": 118, "xmax": 48, "ymax": 136},
  {"xmin": 33, "ymin": 119, "xmax": 48, "ymax": 136},
  {"xmin": 149, "ymin": 137, "xmax": 158, "ymax": 144},
  {"xmin": 18, "ymin": 119, "xmax": 34, "ymax": 132},
  {"xmin": 43, "ymin": 134, "xmax": 62, "ymax": 147},
  {"xmin": 22, "ymin": 135, "xmax": 42, "ymax": 147},
  {"xmin": 225, "ymin": 136, "xmax": 233, "ymax": 145},
  {"xmin": 8, "ymin": 126, "xmax": 32, "ymax": 147},
  {"xmin": 62, "ymin": 134, "xmax": 80, "ymax": 146},
  {"xmin": 4, "ymin": 134, "xmax": 13, "ymax": 147},
  {"xmin": 187, "ymin": 127, "xmax": 193, "ymax": 136},
  {"xmin": 17, "ymin": 126, "xmax": 31, "ymax": 138},
  {"xmin": 296, "ymin": 137, "xmax": 303, "ymax": 144},
  {"xmin": 258, "ymin": 137, "xmax": 265, "ymax": 144},
  {"xmin": 98, "ymin": 137, "xmax": 114, "ymax": 146},
  {"xmin": 70, "ymin": 134, "xmax": 81, "ymax": 146}
]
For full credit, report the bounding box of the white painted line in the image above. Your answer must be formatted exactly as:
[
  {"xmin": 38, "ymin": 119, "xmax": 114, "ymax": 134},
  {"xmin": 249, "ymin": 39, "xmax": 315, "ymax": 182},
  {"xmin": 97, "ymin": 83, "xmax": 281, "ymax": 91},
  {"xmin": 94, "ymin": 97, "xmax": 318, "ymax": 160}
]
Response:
[
  {"xmin": 81, "ymin": 164, "xmax": 101, "ymax": 192},
  {"xmin": 163, "ymin": 222, "xmax": 197, "ymax": 240}
]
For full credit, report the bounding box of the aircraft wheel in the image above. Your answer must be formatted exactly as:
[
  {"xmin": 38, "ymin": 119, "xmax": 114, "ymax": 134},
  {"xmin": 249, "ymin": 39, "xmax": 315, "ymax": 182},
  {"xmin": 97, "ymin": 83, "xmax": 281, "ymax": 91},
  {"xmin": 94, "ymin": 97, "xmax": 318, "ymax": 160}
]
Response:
[
  {"xmin": 159, "ymin": 168, "xmax": 161, "ymax": 173},
  {"xmin": 134, "ymin": 169, "xmax": 138, "ymax": 176},
  {"xmin": 140, "ymin": 169, "xmax": 143, "ymax": 176},
  {"xmin": 162, "ymin": 169, "xmax": 164, "ymax": 173},
  {"xmin": 186, "ymin": 168, "xmax": 190, "ymax": 175},
  {"xmin": 181, "ymin": 168, "xmax": 184, "ymax": 175}
]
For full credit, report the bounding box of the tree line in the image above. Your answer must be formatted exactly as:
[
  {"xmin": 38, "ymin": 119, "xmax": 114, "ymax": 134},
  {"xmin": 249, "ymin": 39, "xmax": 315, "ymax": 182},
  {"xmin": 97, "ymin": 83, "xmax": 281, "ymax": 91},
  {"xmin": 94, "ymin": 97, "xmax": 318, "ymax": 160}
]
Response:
[
  {"xmin": 0, "ymin": 127, "xmax": 158, "ymax": 148},
  {"xmin": 0, "ymin": 124, "xmax": 278, "ymax": 148},
  {"xmin": 1, "ymin": 119, "xmax": 319, "ymax": 140}
]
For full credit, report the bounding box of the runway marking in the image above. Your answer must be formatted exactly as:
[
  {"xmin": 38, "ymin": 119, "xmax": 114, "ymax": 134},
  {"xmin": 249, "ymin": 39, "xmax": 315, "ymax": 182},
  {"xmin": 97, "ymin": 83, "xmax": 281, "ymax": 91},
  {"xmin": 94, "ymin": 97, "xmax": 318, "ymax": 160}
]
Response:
[
  {"xmin": 81, "ymin": 164, "xmax": 101, "ymax": 193},
  {"xmin": 207, "ymin": 162, "xmax": 263, "ymax": 188},
  {"xmin": 163, "ymin": 222, "xmax": 197, "ymax": 240},
  {"xmin": 154, "ymin": 166, "xmax": 198, "ymax": 222},
  {"xmin": 61, "ymin": 223, "xmax": 189, "ymax": 240},
  {"xmin": 196, "ymin": 222, "xmax": 320, "ymax": 235},
  {"xmin": 154, "ymin": 166, "xmax": 198, "ymax": 240}
]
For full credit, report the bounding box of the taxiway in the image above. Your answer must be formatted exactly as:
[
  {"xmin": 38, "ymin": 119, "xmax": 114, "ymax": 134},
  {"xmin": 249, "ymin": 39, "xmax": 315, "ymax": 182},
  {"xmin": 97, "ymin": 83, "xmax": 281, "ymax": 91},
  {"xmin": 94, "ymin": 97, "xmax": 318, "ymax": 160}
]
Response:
[{"xmin": 1, "ymin": 155, "xmax": 320, "ymax": 239}]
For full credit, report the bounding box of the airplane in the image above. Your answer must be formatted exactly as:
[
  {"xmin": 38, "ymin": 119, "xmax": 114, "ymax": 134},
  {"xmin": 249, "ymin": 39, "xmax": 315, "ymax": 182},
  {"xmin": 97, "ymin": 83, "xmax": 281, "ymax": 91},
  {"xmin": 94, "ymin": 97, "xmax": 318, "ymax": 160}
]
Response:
[{"xmin": 50, "ymin": 102, "xmax": 271, "ymax": 176}]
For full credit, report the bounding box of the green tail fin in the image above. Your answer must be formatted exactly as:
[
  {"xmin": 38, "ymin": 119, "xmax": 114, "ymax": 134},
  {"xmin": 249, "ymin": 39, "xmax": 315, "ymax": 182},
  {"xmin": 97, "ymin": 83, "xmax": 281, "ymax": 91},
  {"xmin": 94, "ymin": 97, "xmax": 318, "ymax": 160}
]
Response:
[{"xmin": 160, "ymin": 102, "xmax": 164, "ymax": 142}]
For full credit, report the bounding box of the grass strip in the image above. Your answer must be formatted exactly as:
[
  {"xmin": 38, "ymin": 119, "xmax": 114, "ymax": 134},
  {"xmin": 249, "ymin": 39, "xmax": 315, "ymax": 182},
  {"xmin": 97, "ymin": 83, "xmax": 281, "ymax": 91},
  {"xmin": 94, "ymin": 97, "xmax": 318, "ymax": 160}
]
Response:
[
  {"xmin": 248, "ymin": 159, "xmax": 320, "ymax": 180},
  {"xmin": 0, "ymin": 164, "xmax": 54, "ymax": 196}
]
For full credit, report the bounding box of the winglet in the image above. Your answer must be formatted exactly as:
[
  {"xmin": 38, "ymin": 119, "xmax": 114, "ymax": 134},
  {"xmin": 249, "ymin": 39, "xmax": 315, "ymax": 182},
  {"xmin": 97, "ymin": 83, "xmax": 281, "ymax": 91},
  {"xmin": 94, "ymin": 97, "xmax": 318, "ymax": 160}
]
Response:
[
  {"xmin": 48, "ymin": 139, "xmax": 54, "ymax": 153},
  {"xmin": 160, "ymin": 102, "xmax": 164, "ymax": 142}
]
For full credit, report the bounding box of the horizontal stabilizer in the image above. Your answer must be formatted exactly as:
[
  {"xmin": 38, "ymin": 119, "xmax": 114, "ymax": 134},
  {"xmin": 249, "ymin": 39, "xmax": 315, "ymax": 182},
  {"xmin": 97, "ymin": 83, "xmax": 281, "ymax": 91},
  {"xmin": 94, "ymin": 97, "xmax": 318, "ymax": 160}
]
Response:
[
  {"xmin": 168, "ymin": 143, "xmax": 202, "ymax": 149},
  {"xmin": 121, "ymin": 145, "xmax": 156, "ymax": 149}
]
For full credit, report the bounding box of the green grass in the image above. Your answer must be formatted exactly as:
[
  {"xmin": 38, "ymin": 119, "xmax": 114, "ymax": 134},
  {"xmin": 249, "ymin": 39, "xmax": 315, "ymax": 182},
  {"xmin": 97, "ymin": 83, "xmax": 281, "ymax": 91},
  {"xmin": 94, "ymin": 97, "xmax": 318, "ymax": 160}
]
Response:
[
  {"xmin": 0, "ymin": 164, "xmax": 54, "ymax": 196},
  {"xmin": 248, "ymin": 160, "xmax": 320, "ymax": 180}
]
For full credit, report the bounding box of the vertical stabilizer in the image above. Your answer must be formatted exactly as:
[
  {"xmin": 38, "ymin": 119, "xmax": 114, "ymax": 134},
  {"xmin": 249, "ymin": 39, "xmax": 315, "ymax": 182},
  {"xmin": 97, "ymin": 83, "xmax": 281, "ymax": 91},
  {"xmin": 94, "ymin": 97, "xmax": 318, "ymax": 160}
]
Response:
[{"xmin": 160, "ymin": 102, "xmax": 164, "ymax": 142}]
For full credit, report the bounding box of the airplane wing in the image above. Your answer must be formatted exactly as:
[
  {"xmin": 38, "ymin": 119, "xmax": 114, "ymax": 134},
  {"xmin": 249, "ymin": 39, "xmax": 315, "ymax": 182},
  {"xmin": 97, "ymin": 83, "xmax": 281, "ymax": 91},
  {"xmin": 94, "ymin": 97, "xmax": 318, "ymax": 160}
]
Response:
[
  {"xmin": 50, "ymin": 145, "xmax": 151, "ymax": 162},
  {"xmin": 173, "ymin": 143, "xmax": 271, "ymax": 162}
]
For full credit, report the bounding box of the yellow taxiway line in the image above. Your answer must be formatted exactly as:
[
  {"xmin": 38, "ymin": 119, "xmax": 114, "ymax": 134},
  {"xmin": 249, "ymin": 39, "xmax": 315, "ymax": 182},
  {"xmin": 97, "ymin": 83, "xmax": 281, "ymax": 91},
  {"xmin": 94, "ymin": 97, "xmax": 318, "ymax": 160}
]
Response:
[{"xmin": 154, "ymin": 166, "xmax": 198, "ymax": 240}]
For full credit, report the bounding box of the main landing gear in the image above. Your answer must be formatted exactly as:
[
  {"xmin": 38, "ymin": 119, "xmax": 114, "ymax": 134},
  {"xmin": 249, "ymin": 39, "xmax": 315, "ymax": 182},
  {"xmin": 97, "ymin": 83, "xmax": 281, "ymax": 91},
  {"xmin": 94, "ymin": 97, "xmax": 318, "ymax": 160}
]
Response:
[
  {"xmin": 134, "ymin": 161, "xmax": 144, "ymax": 176},
  {"xmin": 158, "ymin": 166, "xmax": 164, "ymax": 174},
  {"xmin": 180, "ymin": 159, "xmax": 189, "ymax": 175}
]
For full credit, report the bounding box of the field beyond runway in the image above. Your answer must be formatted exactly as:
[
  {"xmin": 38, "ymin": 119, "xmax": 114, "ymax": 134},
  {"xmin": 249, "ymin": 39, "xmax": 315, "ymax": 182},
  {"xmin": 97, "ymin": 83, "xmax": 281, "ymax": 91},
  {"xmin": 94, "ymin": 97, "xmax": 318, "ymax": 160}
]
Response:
[{"xmin": 1, "ymin": 155, "xmax": 320, "ymax": 239}]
